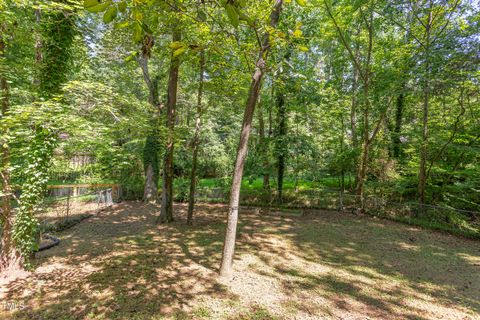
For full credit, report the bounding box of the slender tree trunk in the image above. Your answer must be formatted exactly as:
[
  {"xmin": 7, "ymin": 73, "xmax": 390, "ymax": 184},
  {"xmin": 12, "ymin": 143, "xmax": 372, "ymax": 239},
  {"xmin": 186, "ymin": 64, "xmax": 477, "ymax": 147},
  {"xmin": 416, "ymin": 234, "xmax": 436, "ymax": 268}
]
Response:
[
  {"xmin": 159, "ymin": 29, "xmax": 181, "ymax": 223},
  {"xmin": 293, "ymin": 116, "xmax": 300, "ymax": 192},
  {"xmin": 350, "ymin": 40, "xmax": 360, "ymax": 148},
  {"xmin": 355, "ymin": 103, "xmax": 371, "ymax": 208},
  {"xmin": 275, "ymin": 49, "xmax": 291, "ymax": 204},
  {"xmin": 267, "ymin": 90, "xmax": 274, "ymax": 196},
  {"xmin": 219, "ymin": 0, "xmax": 284, "ymax": 277},
  {"xmin": 350, "ymin": 72, "xmax": 358, "ymax": 147},
  {"xmin": 276, "ymin": 92, "xmax": 286, "ymax": 203},
  {"xmin": 268, "ymin": 93, "xmax": 273, "ymax": 138},
  {"xmin": 418, "ymin": 14, "xmax": 431, "ymax": 207},
  {"xmin": 340, "ymin": 114, "xmax": 346, "ymax": 191},
  {"xmin": 138, "ymin": 38, "xmax": 160, "ymax": 203},
  {"xmin": 187, "ymin": 50, "xmax": 205, "ymax": 225},
  {"xmin": 355, "ymin": 132, "xmax": 370, "ymax": 210},
  {"xmin": 258, "ymin": 102, "xmax": 270, "ymax": 190},
  {"xmin": 0, "ymin": 33, "xmax": 22, "ymax": 273},
  {"xmin": 354, "ymin": 7, "xmax": 374, "ymax": 210},
  {"xmin": 34, "ymin": 9, "xmax": 42, "ymax": 86},
  {"xmin": 392, "ymin": 91, "xmax": 404, "ymax": 158}
]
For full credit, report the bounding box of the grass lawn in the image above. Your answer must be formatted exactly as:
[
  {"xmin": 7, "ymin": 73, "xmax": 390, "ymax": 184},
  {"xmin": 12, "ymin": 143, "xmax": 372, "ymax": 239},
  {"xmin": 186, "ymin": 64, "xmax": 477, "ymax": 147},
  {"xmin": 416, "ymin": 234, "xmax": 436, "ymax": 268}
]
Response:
[
  {"xmin": 1, "ymin": 202, "xmax": 478, "ymax": 319},
  {"xmin": 192, "ymin": 176, "xmax": 345, "ymax": 191}
]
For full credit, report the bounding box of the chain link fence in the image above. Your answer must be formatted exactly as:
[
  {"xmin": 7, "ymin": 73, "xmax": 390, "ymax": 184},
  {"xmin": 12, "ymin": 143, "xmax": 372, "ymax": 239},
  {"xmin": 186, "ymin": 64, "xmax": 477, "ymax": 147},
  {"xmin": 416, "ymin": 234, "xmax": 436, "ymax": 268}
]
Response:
[
  {"xmin": 189, "ymin": 186, "xmax": 479, "ymax": 236},
  {"xmin": 38, "ymin": 184, "xmax": 121, "ymax": 227}
]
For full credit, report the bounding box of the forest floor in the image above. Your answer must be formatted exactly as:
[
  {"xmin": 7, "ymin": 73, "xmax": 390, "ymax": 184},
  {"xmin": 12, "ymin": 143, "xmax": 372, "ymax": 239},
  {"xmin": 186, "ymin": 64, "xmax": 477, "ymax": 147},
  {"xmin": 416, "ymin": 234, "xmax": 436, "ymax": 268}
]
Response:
[{"xmin": 0, "ymin": 202, "xmax": 479, "ymax": 320}]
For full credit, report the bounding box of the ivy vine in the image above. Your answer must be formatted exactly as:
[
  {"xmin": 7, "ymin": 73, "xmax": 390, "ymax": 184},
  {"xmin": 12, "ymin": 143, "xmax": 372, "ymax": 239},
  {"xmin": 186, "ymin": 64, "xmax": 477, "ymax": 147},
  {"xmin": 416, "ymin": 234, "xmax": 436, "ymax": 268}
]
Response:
[{"xmin": 12, "ymin": 128, "xmax": 57, "ymax": 265}]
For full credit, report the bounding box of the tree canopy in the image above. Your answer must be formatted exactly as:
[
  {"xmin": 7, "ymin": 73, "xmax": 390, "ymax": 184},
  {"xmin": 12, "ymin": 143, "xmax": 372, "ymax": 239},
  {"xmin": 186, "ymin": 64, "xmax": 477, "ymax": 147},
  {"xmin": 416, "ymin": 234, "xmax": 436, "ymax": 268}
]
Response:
[{"xmin": 0, "ymin": 0, "xmax": 479, "ymax": 277}]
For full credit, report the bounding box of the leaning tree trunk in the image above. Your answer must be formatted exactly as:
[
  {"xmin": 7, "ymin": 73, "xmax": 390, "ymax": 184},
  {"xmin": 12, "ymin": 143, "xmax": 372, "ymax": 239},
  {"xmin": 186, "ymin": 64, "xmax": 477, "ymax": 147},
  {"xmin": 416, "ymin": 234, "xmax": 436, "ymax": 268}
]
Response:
[
  {"xmin": 219, "ymin": 0, "xmax": 284, "ymax": 277},
  {"xmin": 159, "ymin": 29, "xmax": 181, "ymax": 223},
  {"xmin": 0, "ymin": 33, "xmax": 22, "ymax": 273},
  {"xmin": 187, "ymin": 50, "xmax": 205, "ymax": 225}
]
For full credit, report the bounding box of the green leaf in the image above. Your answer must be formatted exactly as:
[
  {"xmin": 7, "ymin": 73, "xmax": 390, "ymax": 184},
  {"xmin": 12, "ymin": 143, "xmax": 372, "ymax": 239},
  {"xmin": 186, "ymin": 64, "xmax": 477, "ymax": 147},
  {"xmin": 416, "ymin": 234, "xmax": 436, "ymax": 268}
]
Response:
[
  {"xmin": 84, "ymin": 0, "xmax": 110, "ymax": 13},
  {"xmin": 295, "ymin": 0, "xmax": 306, "ymax": 6},
  {"xmin": 293, "ymin": 29, "xmax": 303, "ymax": 38},
  {"xmin": 103, "ymin": 6, "xmax": 117, "ymax": 23},
  {"xmin": 118, "ymin": 1, "xmax": 127, "ymax": 12},
  {"xmin": 169, "ymin": 41, "xmax": 185, "ymax": 50},
  {"xmin": 115, "ymin": 21, "xmax": 130, "ymax": 29},
  {"xmin": 125, "ymin": 51, "xmax": 138, "ymax": 62},
  {"xmin": 132, "ymin": 8, "xmax": 143, "ymax": 21},
  {"xmin": 298, "ymin": 45, "xmax": 309, "ymax": 52},
  {"xmin": 84, "ymin": 0, "xmax": 99, "ymax": 8},
  {"xmin": 225, "ymin": 4, "xmax": 239, "ymax": 28},
  {"xmin": 139, "ymin": 21, "xmax": 153, "ymax": 34},
  {"xmin": 197, "ymin": 9, "xmax": 207, "ymax": 22},
  {"xmin": 173, "ymin": 46, "xmax": 187, "ymax": 58},
  {"xmin": 133, "ymin": 22, "xmax": 143, "ymax": 43},
  {"xmin": 352, "ymin": 0, "xmax": 368, "ymax": 11}
]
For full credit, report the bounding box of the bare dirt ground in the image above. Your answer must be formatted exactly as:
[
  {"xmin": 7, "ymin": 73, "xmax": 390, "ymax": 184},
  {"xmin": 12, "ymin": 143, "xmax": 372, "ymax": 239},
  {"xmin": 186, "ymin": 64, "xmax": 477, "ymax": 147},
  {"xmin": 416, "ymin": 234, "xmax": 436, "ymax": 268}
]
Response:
[{"xmin": 0, "ymin": 202, "xmax": 479, "ymax": 320}]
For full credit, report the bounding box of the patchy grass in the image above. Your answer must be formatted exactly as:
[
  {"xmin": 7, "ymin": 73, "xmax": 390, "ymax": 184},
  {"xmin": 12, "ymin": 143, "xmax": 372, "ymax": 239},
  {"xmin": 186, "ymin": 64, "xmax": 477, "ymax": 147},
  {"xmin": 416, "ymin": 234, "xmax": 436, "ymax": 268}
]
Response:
[
  {"xmin": 0, "ymin": 202, "xmax": 478, "ymax": 319},
  {"xmin": 390, "ymin": 214, "xmax": 480, "ymax": 240}
]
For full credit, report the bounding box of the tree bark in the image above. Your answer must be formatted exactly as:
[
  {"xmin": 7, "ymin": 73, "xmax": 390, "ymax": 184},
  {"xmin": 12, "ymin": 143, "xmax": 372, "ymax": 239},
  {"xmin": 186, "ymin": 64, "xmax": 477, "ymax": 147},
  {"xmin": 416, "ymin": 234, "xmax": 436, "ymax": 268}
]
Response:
[
  {"xmin": 258, "ymin": 101, "xmax": 270, "ymax": 190},
  {"xmin": 324, "ymin": 0, "xmax": 377, "ymax": 208},
  {"xmin": 34, "ymin": 9, "xmax": 42, "ymax": 86},
  {"xmin": 350, "ymin": 39, "xmax": 360, "ymax": 148},
  {"xmin": 187, "ymin": 50, "xmax": 205, "ymax": 225},
  {"xmin": 219, "ymin": 0, "xmax": 284, "ymax": 277},
  {"xmin": 275, "ymin": 49, "xmax": 291, "ymax": 204},
  {"xmin": 418, "ymin": 11, "xmax": 432, "ymax": 207},
  {"xmin": 354, "ymin": 6, "xmax": 374, "ymax": 210},
  {"xmin": 392, "ymin": 91, "xmax": 404, "ymax": 158},
  {"xmin": 138, "ymin": 36, "xmax": 160, "ymax": 203},
  {"xmin": 159, "ymin": 29, "xmax": 181, "ymax": 223},
  {"xmin": 0, "ymin": 32, "xmax": 22, "ymax": 273},
  {"xmin": 143, "ymin": 162, "xmax": 157, "ymax": 201},
  {"xmin": 276, "ymin": 92, "xmax": 286, "ymax": 203}
]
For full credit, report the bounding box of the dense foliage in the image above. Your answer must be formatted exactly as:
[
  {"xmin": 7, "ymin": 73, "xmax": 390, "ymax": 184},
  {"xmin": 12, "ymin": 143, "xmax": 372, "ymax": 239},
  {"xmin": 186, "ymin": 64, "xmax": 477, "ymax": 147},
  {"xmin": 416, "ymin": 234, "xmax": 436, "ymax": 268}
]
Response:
[{"xmin": 0, "ymin": 0, "xmax": 479, "ymax": 271}]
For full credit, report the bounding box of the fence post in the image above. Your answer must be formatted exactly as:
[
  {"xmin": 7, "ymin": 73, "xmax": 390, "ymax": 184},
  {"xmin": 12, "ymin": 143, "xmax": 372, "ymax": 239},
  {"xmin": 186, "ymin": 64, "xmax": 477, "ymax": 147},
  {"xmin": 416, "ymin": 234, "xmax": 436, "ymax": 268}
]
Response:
[
  {"xmin": 66, "ymin": 187, "xmax": 71, "ymax": 218},
  {"xmin": 338, "ymin": 191, "xmax": 344, "ymax": 212}
]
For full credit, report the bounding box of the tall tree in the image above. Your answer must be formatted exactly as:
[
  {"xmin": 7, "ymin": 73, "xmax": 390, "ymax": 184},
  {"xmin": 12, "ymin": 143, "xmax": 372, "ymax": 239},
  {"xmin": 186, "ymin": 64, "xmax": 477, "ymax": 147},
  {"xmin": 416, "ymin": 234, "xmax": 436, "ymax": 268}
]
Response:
[
  {"xmin": 0, "ymin": 22, "xmax": 21, "ymax": 273},
  {"xmin": 39, "ymin": 4, "xmax": 76, "ymax": 97},
  {"xmin": 159, "ymin": 28, "xmax": 181, "ymax": 223},
  {"xmin": 324, "ymin": 0, "xmax": 387, "ymax": 209},
  {"xmin": 187, "ymin": 49, "xmax": 205, "ymax": 225},
  {"xmin": 219, "ymin": 0, "xmax": 285, "ymax": 277},
  {"xmin": 138, "ymin": 35, "xmax": 161, "ymax": 202},
  {"xmin": 257, "ymin": 100, "xmax": 270, "ymax": 190},
  {"xmin": 275, "ymin": 50, "xmax": 291, "ymax": 204},
  {"xmin": 412, "ymin": 0, "xmax": 460, "ymax": 207}
]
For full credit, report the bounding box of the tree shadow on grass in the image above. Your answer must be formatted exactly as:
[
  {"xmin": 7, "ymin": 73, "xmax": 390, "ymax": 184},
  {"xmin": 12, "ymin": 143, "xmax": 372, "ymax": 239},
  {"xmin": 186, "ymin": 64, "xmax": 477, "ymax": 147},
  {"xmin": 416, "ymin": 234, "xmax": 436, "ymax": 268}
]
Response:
[
  {"xmin": 1, "ymin": 203, "xmax": 479, "ymax": 319},
  {"xmin": 244, "ymin": 210, "xmax": 480, "ymax": 319},
  {"xmin": 3, "ymin": 202, "xmax": 238, "ymax": 319}
]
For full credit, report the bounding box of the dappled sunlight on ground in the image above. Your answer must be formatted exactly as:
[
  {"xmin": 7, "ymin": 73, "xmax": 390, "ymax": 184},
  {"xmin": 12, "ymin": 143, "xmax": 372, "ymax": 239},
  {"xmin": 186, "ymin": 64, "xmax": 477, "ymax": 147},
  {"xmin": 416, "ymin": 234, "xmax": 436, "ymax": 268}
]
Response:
[{"xmin": 0, "ymin": 202, "xmax": 478, "ymax": 319}]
